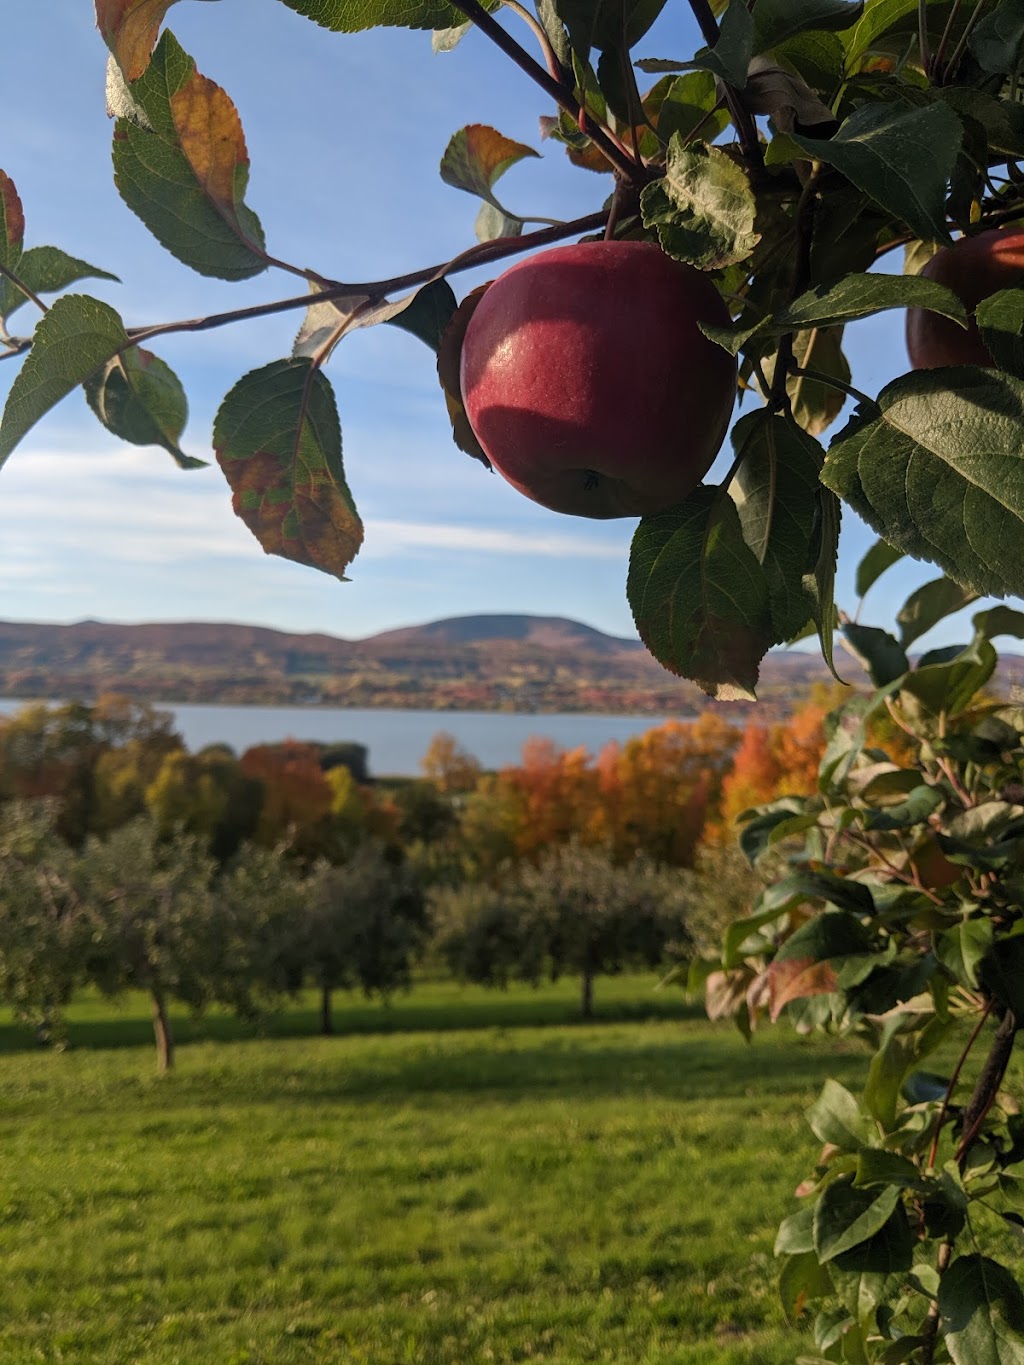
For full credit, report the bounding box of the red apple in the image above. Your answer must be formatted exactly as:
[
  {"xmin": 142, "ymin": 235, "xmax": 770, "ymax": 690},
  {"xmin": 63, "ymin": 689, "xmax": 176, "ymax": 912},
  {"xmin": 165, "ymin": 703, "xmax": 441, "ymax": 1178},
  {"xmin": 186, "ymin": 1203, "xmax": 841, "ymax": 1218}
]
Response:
[
  {"xmin": 458, "ymin": 240, "xmax": 737, "ymax": 519},
  {"xmin": 906, "ymin": 227, "xmax": 1024, "ymax": 369}
]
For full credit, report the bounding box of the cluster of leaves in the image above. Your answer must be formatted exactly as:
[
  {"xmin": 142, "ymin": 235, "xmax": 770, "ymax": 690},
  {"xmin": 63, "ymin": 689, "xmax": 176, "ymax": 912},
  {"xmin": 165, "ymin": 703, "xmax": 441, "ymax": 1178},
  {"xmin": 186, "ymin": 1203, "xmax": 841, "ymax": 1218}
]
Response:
[
  {"xmin": 3, "ymin": 0, "xmax": 1024, "ymax": 696},
  {"xmin": 703, "ymin": 544, "xmax": 1024, "ymax": 1363}
]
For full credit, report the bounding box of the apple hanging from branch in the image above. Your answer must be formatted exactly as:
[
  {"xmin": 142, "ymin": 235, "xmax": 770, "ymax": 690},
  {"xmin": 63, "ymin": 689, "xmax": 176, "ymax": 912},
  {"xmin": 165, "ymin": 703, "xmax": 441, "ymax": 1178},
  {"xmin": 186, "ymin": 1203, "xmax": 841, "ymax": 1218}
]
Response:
[
  {"xmin": 906, "ymin": 227, "xmax": 1024, "ymax": 369},
  {"xmin": 457, "ymin": 241, "xmax": 737, "ymax": 519}
]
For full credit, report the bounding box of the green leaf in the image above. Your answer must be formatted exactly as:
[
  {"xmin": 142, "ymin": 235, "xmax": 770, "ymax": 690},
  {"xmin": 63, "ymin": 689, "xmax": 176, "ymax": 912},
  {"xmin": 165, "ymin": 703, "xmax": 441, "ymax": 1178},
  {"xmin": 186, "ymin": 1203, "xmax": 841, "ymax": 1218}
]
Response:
[
  {"xmin": 804, "ymin": 486, "xmax": 841, "ymax": 679},
  {"xmin": 649, "ymin": 71, "xmax": 730, "ymax": 147},
  {"xmin": 785, "ymin": 328, "xmax": 852, "ymax": 439},
  {"xmin": 384, "ymin": 278, "xmax": 458, "ymax": 352},
  {"xmin": 737, "ymin": 797, "xmax": 808, "ymax": 864},
  {"xmin": 627, "ymin": 485, "xmax": 773, "ymax": 701},
  {"xmin": 704, "ymin": 273, "xmax": 967, "ymax": 354},
  {"xmin": 844, "ymin": 0, "xmax": 952, "ymax": 66},
  {"xmin": 554, "ymin": 0, "xmax": 668, "ymax": 57},
  {"xmin": 822, "ymin": 369, "xmax": 1024, "ymax": 601},
  {"xmin": 84, "ymin": 346, "xmax": 203, "ymax": 469},
  {"xmin": 641, "ymin": 135, "xmax": 760, "ymax": 270},
  {"xmin": 813, "ymin": 1179, "xmax": 903, "ymax": 1263},
  {"xmin": 973, "ymin": 606, "xmax": 1024, "ymax": 645},
  {"xmin": 897, "ymin": 577, "xmax": 980, "ymax": 650},
  {"xmin": 979, "ymin": 935, "xmax": 1024, "ymax": 1018},
  {"xmin": 694, "ymin": 0, "xmax": 754, "ymax": 86},
  {"xmin": 864, "ymin": 1030, "xmax": 917, "ymax": 1129},
  {"xmin": 776, "ymin": 1206, "xmax": 817, "ymax": 1256},
  {"xmin": 213, "ymin": 359, "xmax": 363, "ymax": 580},
  {"xmin": 475, "ymin": 203, "xmax": 523, "ymax": 243},
  {"xmin": 1, "ymin": 246, "xmax": 119, "ymax": 322},
  {"xmin": 778, "ymin": 273, "xmax": 966, "ymax": 334},
  {"xmin": 112, "ymin": 31, "xmax": 267, "ymax": 280},
  {"xmin": 777, "ymin": 907, "xmax": 876, "ymax": 960},
  {"xmin": 970, "ymin": 0, "xmax": 1024, "ymax": 75},
  {"xmin": 780, "ymin": 1250, "xmax": 834, "ymax": 1325},
  {"xmin": 854, "ymin": 1150, "xmax": 919, "ymax": 1188},
  {"xmin": 792, "ymin": 102, "xmax": 961, "ymax": 246},
  {"xmin": 0, "ymin": 294, "xmax": 128, "ymax": 467},
  {"xmin": 856, "ymin": 538, "xmax": 904, "ymax": 598},
  {"xmin": 753, "ymin": 0, "xmax": 862, "ymax": 52},
  {"xmin": 439, "ymin": 124, "xmax": 539, "ymax": 213},
  {"xmin": 939, "ymin": 1254, "xmax": 1024, "ymax": 1365},
  {"xmin": 841, "ymin": 623, "xmax": 908, "ymax": 688},
  {"xmin": 808, "ymin": 1080, "xmax": 872, "ymax": 1151},
  {"xmin": 729, "ymin": 412, "xmax": 822, "ymax": 643},
  {"xmin": 940, "ymin": 89, "xmax": 1024, "ymax": 160},
  {"xmin": 936, "ymin": 920, "xmax": 994, "ymax": 991},
  {"xmin": 278, "ymin": 0, "xmax": 471, "ymax": 32},
  {"xmin": 898, "ymin": 639, "xmax": 997, "ymax": 715},
  {"xmin": 977, "ymin": 291, "xmax": 1024, "ymax": 381}
]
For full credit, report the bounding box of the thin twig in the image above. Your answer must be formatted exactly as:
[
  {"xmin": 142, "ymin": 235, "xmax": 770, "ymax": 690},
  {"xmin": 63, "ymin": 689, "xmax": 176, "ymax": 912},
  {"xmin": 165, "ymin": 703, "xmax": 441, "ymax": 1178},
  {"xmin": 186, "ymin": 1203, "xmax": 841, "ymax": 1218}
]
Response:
[
  {"xmin": 120, "ymin": 212, "xmax": 607, "ymax": 349},
  {"xmin": 500, "ymin": 0, "xmax": 568, "ymax": 83},
  {"xmin": 926, "ymin": 997, "xmax": 994, "ymax": 1171},
  {"xmin": 918, "ymin": 0, "xmax": 932, "ymax": 78},
  {"xmin": 770, "ymin": 171, "xmax": 820, "ymax": 411},
  {"xmin": 942, "ymin": 0, "xmax": 992, "ymax": 85},
  {"xmin": 931, "ymin": 0, "xmax": 964, "ymax": 80},
  {"xmin": 789, "ymin": 366, "xmax": 875, "ymax": 409}
]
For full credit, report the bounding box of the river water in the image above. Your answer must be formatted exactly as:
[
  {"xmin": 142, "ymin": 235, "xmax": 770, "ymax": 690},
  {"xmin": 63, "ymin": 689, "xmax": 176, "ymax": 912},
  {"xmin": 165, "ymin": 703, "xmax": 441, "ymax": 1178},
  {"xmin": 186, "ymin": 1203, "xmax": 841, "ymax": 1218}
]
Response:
[{"xmin": 0, "ymin": 700, "xmax": 690, "ymax": 777}]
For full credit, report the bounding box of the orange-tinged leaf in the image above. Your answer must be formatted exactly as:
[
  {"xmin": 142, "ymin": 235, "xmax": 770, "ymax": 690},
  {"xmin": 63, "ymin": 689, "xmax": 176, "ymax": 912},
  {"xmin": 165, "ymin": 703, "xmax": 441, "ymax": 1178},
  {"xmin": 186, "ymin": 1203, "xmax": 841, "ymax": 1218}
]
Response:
[
  {"xmin": 440, "ymin": 124, "xmax": 539, "ymax": 210},
  {"xmin": 765, "ymin": 956, "xmax": 839, "ymax": 1022},
  {"xmin": 213, "ymin": 359, "xmax": 363, "ymax": 580},
  {"xmin": 170, "ymin": 69, "xmax": 253, "ymax": 241},
  {"xmin": 95, "ymin": 0, "xmax": 178, "ymax": 80}
]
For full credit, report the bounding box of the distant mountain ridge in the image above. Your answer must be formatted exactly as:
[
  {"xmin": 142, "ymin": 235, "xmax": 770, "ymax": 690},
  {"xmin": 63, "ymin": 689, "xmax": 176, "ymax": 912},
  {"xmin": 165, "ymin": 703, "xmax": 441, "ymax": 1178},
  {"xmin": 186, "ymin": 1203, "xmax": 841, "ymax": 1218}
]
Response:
[{"xmin": 1, "ymin": 613, "xmax": 1007, "ymax": 716}]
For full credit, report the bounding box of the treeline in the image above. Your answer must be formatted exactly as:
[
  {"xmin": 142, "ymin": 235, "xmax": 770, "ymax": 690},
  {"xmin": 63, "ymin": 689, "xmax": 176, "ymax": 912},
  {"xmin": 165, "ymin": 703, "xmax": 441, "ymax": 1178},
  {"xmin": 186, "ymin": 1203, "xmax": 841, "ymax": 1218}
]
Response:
[{"xmin": 0, "ymin": 692, "xmax": 851, "ymax": 1068}]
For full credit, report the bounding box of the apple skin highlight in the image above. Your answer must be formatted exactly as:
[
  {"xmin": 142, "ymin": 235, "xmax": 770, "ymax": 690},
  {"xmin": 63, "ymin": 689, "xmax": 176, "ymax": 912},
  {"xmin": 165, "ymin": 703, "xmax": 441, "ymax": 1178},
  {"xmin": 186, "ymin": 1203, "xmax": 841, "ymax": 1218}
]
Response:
[
  {"xmin": 459, "ymin": 241, "xmax": 738, "ymax": 519},
  {"xmin": 906, "ymin": 228, "xmax": 1024, "ymax": 370}
]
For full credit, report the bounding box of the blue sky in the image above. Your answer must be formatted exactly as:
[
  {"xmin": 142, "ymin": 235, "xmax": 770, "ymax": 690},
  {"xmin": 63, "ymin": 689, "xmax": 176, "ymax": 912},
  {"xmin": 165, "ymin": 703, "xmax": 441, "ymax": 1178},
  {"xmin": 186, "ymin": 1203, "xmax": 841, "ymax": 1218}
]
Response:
[{"xmin": 0, "ymin": 0, "xmax": 1010, "ymax": 652}]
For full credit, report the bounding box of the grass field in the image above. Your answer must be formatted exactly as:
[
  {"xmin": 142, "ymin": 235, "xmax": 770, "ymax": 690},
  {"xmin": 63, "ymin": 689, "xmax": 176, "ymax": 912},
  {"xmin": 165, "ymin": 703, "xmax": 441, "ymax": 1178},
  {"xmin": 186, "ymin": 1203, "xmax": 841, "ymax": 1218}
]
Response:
[{"xmin": 0, "ymin": 976, "xmax": 1005, "ymax": 1364}]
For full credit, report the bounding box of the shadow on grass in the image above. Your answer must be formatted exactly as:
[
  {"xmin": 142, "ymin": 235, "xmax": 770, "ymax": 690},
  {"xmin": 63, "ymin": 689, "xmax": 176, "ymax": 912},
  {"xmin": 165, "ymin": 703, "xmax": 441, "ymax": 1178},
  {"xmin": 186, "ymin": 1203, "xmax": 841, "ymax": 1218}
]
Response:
[{"xmin": 0, "ymin": 989, "xmax": 707, "ymax": 1057}]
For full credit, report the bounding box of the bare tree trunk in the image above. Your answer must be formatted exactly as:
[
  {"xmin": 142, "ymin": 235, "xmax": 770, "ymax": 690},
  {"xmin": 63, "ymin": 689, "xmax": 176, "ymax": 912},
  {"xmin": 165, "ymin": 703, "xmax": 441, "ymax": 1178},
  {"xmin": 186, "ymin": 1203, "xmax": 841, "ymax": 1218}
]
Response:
[
  {"xmin": 151, "ymin": 988, "xmax": 174, "ymax": 1073},
  {"xmin": 319, "ymin": 983, "xmax": 333, "ymax": 1036},
  {"xmin": 581, "ymin": 969, "xmax": 594, "ymax": 1020}
]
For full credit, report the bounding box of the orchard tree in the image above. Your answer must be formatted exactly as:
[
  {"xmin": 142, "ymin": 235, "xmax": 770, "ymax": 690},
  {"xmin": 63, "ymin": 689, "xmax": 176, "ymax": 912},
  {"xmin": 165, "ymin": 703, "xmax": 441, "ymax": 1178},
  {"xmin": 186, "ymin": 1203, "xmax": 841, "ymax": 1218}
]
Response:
[
  {"xmin": 0, "ymin": 801, "xmax": 85, "ymax": 1046},
  {"xmin": 75, "ymin": 819, "xmax": 219, "ymax": 1071},
  {"xmin": 301, "ymin": 843, "xmax": 428, "ymax": 1034}
]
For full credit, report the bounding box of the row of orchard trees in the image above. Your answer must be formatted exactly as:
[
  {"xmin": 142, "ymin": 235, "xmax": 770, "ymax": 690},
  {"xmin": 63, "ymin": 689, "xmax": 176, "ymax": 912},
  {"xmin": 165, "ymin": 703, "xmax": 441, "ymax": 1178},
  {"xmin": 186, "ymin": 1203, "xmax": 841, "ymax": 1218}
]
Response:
[{"xmin": 0, "ymin": 691, "xmax": 844, "ymax": 1067}]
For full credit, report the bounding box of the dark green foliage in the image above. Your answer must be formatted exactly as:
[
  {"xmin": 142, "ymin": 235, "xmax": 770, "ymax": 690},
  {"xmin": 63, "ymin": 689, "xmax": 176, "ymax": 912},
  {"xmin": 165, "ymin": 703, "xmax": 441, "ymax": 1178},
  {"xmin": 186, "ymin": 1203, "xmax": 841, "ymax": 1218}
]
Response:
[{"xmin": 709, "ymin": 560, "xmax": 1024, "ymax": 1361}]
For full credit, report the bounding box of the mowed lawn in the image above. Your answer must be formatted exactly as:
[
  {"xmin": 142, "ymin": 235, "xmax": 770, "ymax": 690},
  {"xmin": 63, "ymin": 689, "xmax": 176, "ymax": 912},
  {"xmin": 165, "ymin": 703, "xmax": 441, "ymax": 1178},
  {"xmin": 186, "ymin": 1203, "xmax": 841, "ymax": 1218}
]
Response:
[{"xmin": 0, "ymin": 977, "xmax": 926, "ymax": 1363}]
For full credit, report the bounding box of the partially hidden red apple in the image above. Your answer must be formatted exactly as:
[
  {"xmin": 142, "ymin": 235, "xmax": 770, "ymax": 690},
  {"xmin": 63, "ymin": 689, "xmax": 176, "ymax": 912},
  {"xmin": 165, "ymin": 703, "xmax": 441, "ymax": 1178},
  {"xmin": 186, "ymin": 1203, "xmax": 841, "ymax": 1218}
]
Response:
[
  {"xmin": 906, "ymin": 227, "xmax": 1024, "ymax": 369},
  {"xmin": 458, "ymin": 240, "xmax": 737, "ymax": 519}
]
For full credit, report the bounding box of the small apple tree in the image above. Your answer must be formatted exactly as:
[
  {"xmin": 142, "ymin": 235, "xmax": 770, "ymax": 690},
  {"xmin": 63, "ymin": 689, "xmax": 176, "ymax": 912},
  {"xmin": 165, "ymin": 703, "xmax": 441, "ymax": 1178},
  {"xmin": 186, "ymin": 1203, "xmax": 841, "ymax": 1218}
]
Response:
[{"xmin": 702, "ymin": 546, "xmax": 1024, "ymax": 1364}]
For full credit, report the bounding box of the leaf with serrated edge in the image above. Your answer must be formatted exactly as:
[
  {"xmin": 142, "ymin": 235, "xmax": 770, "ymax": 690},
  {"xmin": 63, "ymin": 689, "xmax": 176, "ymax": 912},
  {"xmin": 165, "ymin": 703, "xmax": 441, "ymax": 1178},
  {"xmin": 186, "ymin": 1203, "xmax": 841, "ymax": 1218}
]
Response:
[
  {"xmin": 627, "ymin": 485, "xmax": 774, "ymax": 700},
  {"xmin": 793, "ymin": 102, "xmax": 961, "ymax": 246},
  {"xmin": 641, "ymin": 135, "xmax": 759, "ymax": 270},
  {"xmin": 84, "ymin": 347, "xmax": 203, "ymax": 469},
  {"xmin": 0, "ymin": 295, "xmax": 127, "ymax": 466},
  {"xmin": 2, "ymin": 246, "xmax": 119, "ymax": 322},
  {"xmin": 823, "ymin": 368, "xmax": 1024, "ymax": 601},
  {"xmin": 295, "ymin": 279, "xmax": 457, "ymax": 361},
  {"xmin": 213, "ymin": 359, "xmax": 363, "ymax": 580},
  {"xmin": 729, "ymin": 412, "xmax": 821, "ymax": 642},
  {"xmin": 440, "ymin": 125, "xmax": 539, "ymax": 213},
  {"xmin": 279, "ymin": 0, "xmax": 476, "ymax": 34},
  {"xmin": 977, "ymin": 290, "xmax": 1024, "ymax": 380},
  {"xmin": 112, "ymin": 32, "xmax": 266, "ymax": 281}
]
